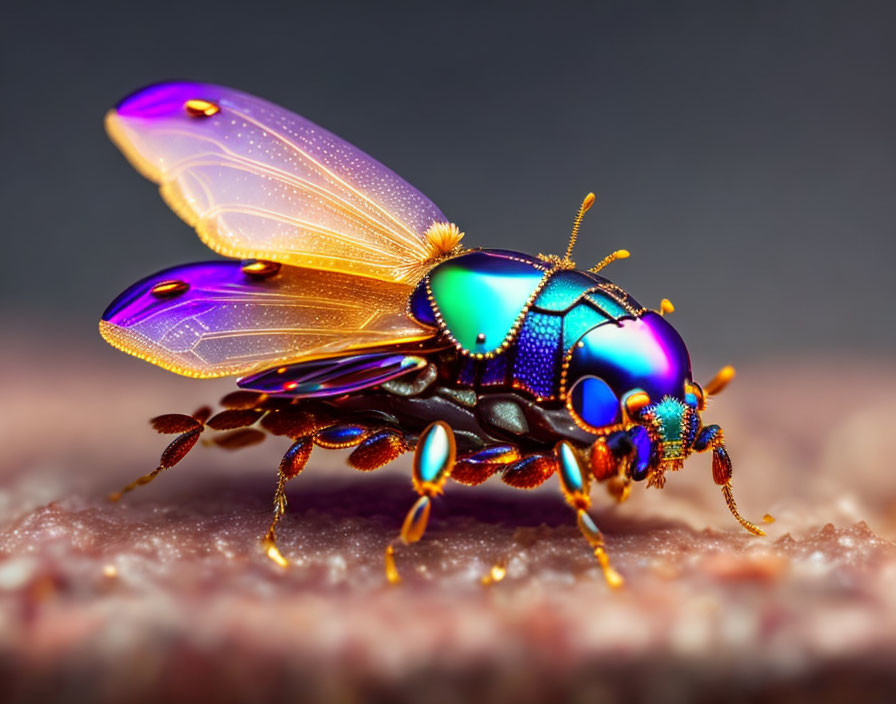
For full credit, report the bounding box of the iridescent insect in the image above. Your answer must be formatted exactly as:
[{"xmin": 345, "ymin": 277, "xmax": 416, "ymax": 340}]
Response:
[{"xmin": 100, "ymin": 82, "xmax": 763, "ymax": 587}]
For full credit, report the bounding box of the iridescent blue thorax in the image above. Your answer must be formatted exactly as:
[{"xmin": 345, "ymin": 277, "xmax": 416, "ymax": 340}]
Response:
[{"xmin": 408, "ymin": 249, "xmax": 695, "ymax": 436}]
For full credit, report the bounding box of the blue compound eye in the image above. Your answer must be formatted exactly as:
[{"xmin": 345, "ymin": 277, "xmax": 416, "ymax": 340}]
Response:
[
  {"xmin": 627, "ymin": 425, "xmax": 652, "ymax": 481},
  {"xmin": 683, "ymin": 381, "xmax": 705, "ymax": 411},
  {"xmin": 567, "ymin": 376, "xmax": 621, "ymax": 431}
]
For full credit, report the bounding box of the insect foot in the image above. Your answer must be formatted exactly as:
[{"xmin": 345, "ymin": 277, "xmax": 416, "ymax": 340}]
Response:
[
  {"xmin": 261, "ymin": 437, "xmax": 314, "ymax": 568},
  {"xmin": 107, "ymin": 407, "xmax": 211, "ymax": 502},
  {"xmin": 385, "ymin": 421, "xmax": 456, "ymax": 584},
  {"xmin": 693, "ymin": 424, "xmax": 765, "ymax": 537},
  {"xmin": 556, "ymin": 441, "xmax": 625, "ymax": 589}
]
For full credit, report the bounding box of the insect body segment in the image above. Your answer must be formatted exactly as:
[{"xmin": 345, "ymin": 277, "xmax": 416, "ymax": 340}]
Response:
[{"xmin": 100, "ymin": 81, "xmax": 764, "ymax": 587}]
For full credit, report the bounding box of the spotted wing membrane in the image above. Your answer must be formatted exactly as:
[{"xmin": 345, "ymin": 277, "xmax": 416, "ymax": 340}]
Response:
[
  {"xmin": 101, "ymin": 82, "xmax": 454, "ymax": 378},
  {"xmin": 105, "ymin": 81, "xmax": 450, "ymax": 284},
  {"xmin": 100, "ymin": 261, "xmax": 435, "ymax": 378}
]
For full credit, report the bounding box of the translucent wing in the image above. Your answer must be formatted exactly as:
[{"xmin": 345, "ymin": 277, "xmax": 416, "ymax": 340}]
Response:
[
  {"xmin": 106, "ymin": 82, "xmax": 459, "ymax": 283},
  {"xmin": 99, "ymin": 261, "xmax": 436, "ymax": 378}
]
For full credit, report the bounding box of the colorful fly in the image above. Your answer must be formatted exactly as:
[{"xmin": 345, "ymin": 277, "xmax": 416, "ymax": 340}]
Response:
[{"xmin": 100, "ymin": 82, "xmax": 763, "ymax": 587}]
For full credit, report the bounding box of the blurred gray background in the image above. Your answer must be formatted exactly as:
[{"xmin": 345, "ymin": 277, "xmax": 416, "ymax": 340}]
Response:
[{"xmin": 2, "ymin": 0, "xmax": 894, "ymax": 377}]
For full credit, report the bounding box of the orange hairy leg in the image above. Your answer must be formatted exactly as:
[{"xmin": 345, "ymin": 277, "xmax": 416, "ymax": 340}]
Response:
[
  {"xmin": 204, "ymin": 407, "xmax": 267, "ymax": 450},
  {"xmin": 107, "ymin": 397, "xmax": 277, "ymax": 503},
  {"xmin": 451, "ymin": 443, "xmax": 520, "ymax": 486},
  {"xmin": 261, "ymin": 437, "xmax": 314, "ymax": 568},
  {"xmin": 107, "ymin": 388, "xmax": 420, "ymax": 568},
  {"xmin": 348, "ymin": 429, "xmax": 408, "ymax": 471},
  {"xmin": 210, "ymin": 428, "xmax": 267, "ymax": 450},
  {"xmin": 500, "ymin": 453, "xmax": 557, "ymax": 489},
  {"xmin": 261, "ymin": 419, "xmax": 411, "ymax": 567},
  {"xmin": 108, "ymin": 390, "xmax": 294, "ymax": 504},
  {"xmin": 107, "ymin": 407, "xmax": 211, "ymax": 502}
]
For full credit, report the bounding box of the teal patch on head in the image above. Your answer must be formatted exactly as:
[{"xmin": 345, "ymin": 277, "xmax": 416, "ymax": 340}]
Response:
[
  {"xmin": 652, "ymin": 397, "xmax": 687, "ymax": 456},
  {"xmin": 428, "ymin": 251, "xmax": 548, "ymax": 356}
]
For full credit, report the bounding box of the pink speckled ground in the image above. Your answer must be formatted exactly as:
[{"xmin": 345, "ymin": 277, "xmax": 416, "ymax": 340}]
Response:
[{"xmin": 1, "ymin": 336, "xmax": 895, "ymax": 703}]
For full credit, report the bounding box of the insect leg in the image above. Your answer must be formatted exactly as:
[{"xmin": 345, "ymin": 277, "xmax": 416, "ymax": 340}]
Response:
[
  {"xmin": 201, "ymin": 407, "xmax": 266, "ymax": 448},
  {"xmin": 347, "ymin": 428, "xmax": 408, "ymax": 471},
  {"xmin": 500, "ymin": 453, "xmax": 557, "ymax": 489},
  {"xmin": 384, "ymin": 422, "xmax": 456, "ymax": 584},
  {"xmin": 556, "ymin": 441, "xmax": 625, "ymax": 589},
  {"xmin": 257, "ymin": 403, "xmax": 348, "ymax": 567},
  {"xmin": 261, "ymin": 414, "xmax": 399, "ymax": 566},
  {"xmin": 453, "ymin": 444, "xmax": 520, "ymax": 486},
  {"xmin": 107, "ymin": 407, "xmax": 209, "ymax": 501},
  {"xmin": 475, "ymin": 449, "xmax": 556, "ymax": 587},
  {"xmin": 261, "ymin": 437, "xmax": 313, "ymax": 567},
  {"xmin": 693, "ymin": 424, "xmax": 764, "ymax": 536},
  {"xmin": 589, "ymin": 432, "xmax": 634, "ymax": 502}
]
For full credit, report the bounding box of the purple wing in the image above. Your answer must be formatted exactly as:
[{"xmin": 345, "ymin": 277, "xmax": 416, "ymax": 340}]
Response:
[
  {"xmin": 105, "ymin": 82, "xmax": 458, "ymax": 283},
  {"xmin": 99, "ymin": 260, "xmax": 435, "ymax": 378}
]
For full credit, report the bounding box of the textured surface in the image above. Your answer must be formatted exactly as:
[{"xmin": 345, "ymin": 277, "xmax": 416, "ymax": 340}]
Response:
[{"xmin": 2, "ymin": 336, "xmax": 896, "ymax": 703}]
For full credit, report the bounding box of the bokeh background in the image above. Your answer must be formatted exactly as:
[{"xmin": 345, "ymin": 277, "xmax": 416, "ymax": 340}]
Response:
[
  {"xmin": 2, "ymin": 3, "xmax": 896, "ymax": 703},
  {"xmin": 2, "ymin": 0, "xmax": 895, "ymax": 372}
]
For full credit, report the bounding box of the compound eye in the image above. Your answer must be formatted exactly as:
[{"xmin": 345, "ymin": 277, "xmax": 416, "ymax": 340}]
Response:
[
  {"xmin": 627, "ymin": 426, "xmax": 652, "ymax": 481},
  {"xmin": 684, "ymin": 382, "xmax": 705, "ymax": 411},
  {"xmin": 622, "ymin": 390, "xmax": 651, "ymax": 420},
  {"xmin": 567, "ymin": 376, "xmax": 621, "ymax": 432}
]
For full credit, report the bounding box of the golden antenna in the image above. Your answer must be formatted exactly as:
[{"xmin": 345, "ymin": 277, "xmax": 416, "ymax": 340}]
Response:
[
  {"xmin": 589, "ymin": 249, "xmax": 630, "ymax": 274},
  {"xmin": 704, "ymin": 365, "xmax": 736, "ymax": 396},
  {"xmin": 564, "ymin": 192, "xmax": 596, "ymax": 261},
  {"xmin": 658, "ymin": 298, "xmax": 675, "ymax": 316}
]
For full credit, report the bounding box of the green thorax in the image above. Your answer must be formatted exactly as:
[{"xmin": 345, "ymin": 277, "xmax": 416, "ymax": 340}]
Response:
[
  {"xmin": 408, "ymin": 249, "xmax": 646, "ymax": 360},
  {"xmin": 417, "ymin": 250, "xmax": 551, "ymax": 358}
]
